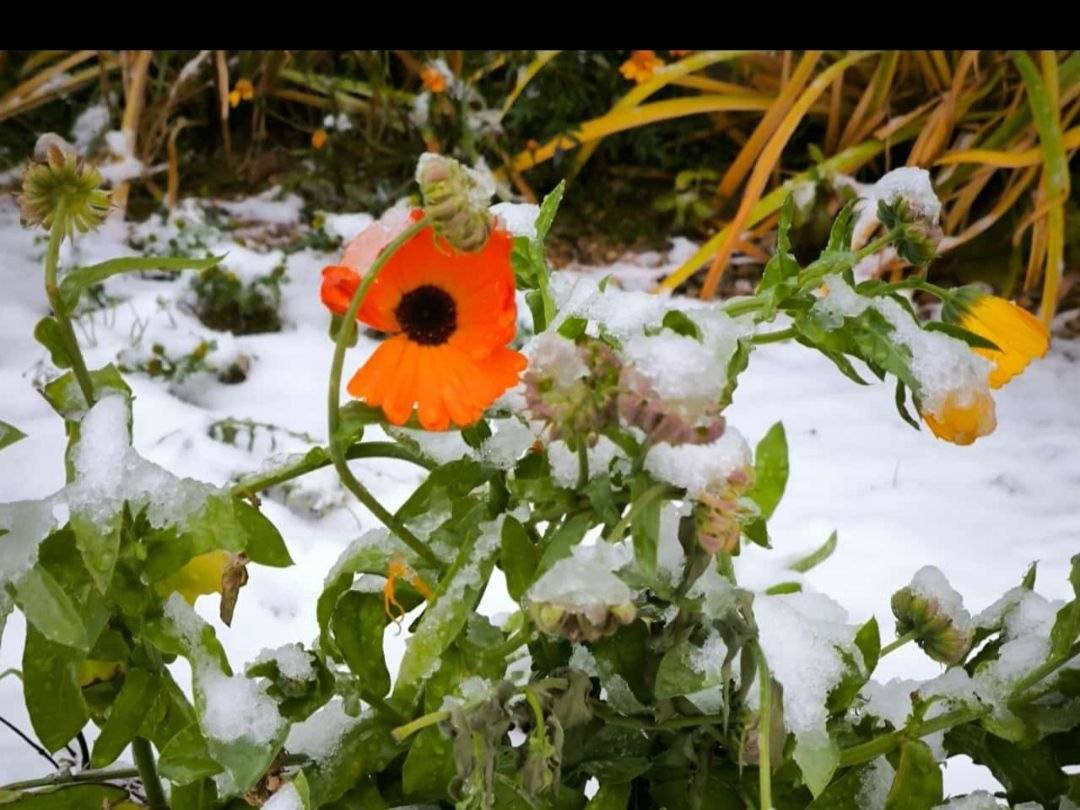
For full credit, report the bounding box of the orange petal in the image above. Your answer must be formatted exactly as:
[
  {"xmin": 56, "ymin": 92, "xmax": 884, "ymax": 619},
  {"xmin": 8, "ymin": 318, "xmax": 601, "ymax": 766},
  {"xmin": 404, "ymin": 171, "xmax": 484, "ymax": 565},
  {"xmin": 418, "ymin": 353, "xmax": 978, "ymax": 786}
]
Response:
[
  {"xmin": 347, "ymin": 336, "xmax": 407, "ymax": 405},
  {"xmin": 382, "ymin": 340, "xmax": 420, "ymax": 425}
]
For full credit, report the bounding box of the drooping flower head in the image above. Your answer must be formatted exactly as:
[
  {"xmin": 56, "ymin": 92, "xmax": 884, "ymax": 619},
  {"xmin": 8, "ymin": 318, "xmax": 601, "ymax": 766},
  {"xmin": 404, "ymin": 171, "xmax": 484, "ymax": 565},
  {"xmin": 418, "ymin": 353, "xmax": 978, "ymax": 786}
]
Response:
[
  {"xmin": 891, "ymin": 566, "xmax": 974, "ymax": 665},
  {"xmin": 943, "ymin": 287, "xmax": 1050, "ymax": 389},
  {"xmin": 321, "ymin": 166, "xmax": 526, "ymax": 431},
  {"xmin": 20, "ymin": 134, "xmax": 110, "ymax": 236}
]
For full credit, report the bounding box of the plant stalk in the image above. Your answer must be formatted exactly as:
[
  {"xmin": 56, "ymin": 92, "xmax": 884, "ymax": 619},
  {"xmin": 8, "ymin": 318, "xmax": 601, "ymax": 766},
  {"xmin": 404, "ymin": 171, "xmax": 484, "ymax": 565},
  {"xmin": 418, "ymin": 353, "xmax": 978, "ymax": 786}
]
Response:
[
  {"xmin": 44, "ymin": 219, "xmax": 96, "ymax": 407},
  {"xmin": 131, "ymin": 737, "xmax": 167, "ymax": 809}
]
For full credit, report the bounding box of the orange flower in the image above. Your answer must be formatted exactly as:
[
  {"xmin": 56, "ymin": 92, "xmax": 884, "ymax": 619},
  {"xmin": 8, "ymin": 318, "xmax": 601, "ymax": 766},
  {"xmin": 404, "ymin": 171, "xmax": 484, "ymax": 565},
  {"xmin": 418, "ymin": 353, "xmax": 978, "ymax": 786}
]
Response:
[
  {"xmin": 619, "ymin": 50, "xmax": 665, "ymax": 84},
  {"xmin": 321, "ymin": 209, "xmax": 526, "ymax": 430},
  {"xmin": 311, "ymin": 128, "xmax": 328, "ymax": 150},
  {"xmin": 421, "ymin": 65, "xmax": 447, "ymax": 93},
  {"xmin": 229, "ymin": 78, "xmax": 255, "ymax": 108},
  {"xmin": 920, "ymin": 388, "xmax": 997, "ymax": 446}
]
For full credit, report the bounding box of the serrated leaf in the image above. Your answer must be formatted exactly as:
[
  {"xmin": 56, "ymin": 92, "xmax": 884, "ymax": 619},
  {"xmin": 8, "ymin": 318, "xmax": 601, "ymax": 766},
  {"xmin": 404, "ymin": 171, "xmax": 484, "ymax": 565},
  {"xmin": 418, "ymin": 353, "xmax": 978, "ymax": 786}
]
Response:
[{"xmin": 749, "ymin": 422, "xmax": 788, "ymax": 520}]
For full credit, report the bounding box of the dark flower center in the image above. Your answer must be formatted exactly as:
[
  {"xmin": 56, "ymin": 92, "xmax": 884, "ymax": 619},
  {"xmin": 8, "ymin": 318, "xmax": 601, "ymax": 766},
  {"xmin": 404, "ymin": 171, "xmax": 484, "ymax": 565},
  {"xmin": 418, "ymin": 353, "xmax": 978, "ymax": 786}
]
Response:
[{"xmin": 395, "ymin": 284, "xmax": 457, "ymax": 346}]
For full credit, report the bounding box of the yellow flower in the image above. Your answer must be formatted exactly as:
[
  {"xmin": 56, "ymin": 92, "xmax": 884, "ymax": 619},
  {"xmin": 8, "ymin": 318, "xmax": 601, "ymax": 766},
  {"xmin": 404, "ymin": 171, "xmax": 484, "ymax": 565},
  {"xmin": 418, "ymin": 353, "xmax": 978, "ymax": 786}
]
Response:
[
  {"xmin": 921, "ymin": 388, "xmax": 997, "ymax": 446},
  {"xmin": 229, "ymin": 78, "xmax": 255, "ymax": 108},
  {"xmin": 155, "ymin": 550, "xmax": 232, "ymax": 605},
  {"xmin": 954, "ymin": 294, "xmax": 1050, "ymax": 389},
  {"xmin": 619, "ymin": 50, "xmax": 665, "ymax": 84},
  {"xmin": 421, "ymin": 65, "xmax": 447, "ymax": 94},
  {"xmin": 311, "ymin": 128, "xmax": 329, "ymax": 150}
]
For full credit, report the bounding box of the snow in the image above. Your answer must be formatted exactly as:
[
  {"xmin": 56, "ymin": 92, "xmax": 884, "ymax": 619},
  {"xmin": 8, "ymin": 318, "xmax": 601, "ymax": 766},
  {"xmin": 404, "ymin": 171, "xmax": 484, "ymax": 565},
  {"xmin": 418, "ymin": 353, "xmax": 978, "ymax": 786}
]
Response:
[
  {"xmin": 263, "ymin": 782, "xmax": 303, "ymax": 809},
  {"xmin": 70, "ymin": 104, "xmax": 111, "ymax": 153},
  {"xmin": 857, "ymin": 757, "xmax": 896, "ymax": 810},
  {"xmin": 1, "ymin": 187, "xmax": 1078, "ymax": 800},
  {"xmin": 623, "ymin": 331, "xmax": 726, "ymax": 406},
  {"xmin": 285, "ymin": 698, "xmax": 362, "ymax": 762},
  {"xmin": 491, "ymin": 202, "xmax": 540, "ymax": 238},
  {"xmin": 933, "ymin": 792, "xmax": 1005, "ymax": 809},
  {"xmin": 546, "ymin": 436, "xmax": 622, "ymax": 488},
  {"xmin": 644, "ymin": 427, "xmax": 752, "ymax": 497},
  {"xmin": 848, "ymin": 167, "xmax": 942, "ymax": 251},
  {"xmin": 0, "ymin": 498, "xmax": 65, "ymax": 588},
  {"xmin": 199, "ymin": 666, "xmax": 284, "ymax": 745},
  {"xmin": 909, "ymin": 566, "xmax": 974, "ymax": 637},
  {"xmin": 251, "ymin": 643, "xmax": 315, "ymax": 682},
  {"xmin": 528, "ymin": 541, "xmax": 632, "ymax": 609},
  {"xmin": 751, "ymin": 591, "xmax": 856, "ymax": 736}
]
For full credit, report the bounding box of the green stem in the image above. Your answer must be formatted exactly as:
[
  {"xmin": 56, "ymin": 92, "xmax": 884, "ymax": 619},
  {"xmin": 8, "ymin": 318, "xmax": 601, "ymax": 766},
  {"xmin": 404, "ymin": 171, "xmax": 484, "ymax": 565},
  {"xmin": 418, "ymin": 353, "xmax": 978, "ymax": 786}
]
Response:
[
  {"xmin": 1008, "ymin": 639, "xmax": 1080, "ymax": 704},
  {"xmin": 752, "ymin": 327, "xmax": 797, "ymax": 345},
  {"xmin": 326, "ymin": 216, "xmax": 443, "ymax": 571},
  {"xmin": 880, "ymin": 630, "xmax": 917, "ymax": 657},
  {"xmin": 131, "ymin": 737, "xmax": 167, "ymax": 809},
  {"xmin": 755, "ymin": 644, "xmax": 773, "ymax": 810},
  {"xmin": 576, "ymin": 442, "xmax": 589, "ymax": 489},
  {"xmin": 838, "ymin": 706, "xmax": 988, "ymax": 767},
  {"xmin": 44, "ymin": 220, "xmax": 96, "ymax": 407},
  {"xmin": 0, "ymin": 768, "xmax": 139, "ymax": 792},
  {"xmin": 231, "ymin": 441, "xmax": 435, "ymax": 498},
  {"xmin": 391, "ymin": 709, "xmax": 450, "ymax": 743},
  {"xmin": 721, "ymin": 297, "xmax": 765, "ymax": 318}
]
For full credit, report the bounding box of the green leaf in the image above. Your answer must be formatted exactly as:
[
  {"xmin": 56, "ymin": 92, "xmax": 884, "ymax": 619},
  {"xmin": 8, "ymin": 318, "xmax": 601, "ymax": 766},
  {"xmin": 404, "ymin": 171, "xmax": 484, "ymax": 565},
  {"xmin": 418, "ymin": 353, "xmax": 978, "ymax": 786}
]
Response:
[
  {"xmin": 924, "ymin": 321, "xmax": 1000, "ymax": 351},
  {"xmin": 535, "ymin": 180, "xmax": 566, "ymax": 242},
  {"xmin": 661, "ymin": 310, "xmax": 702, "ymax": 340},
  {"xmin": 587, "ymin": 781, "xmax": 632, "ymax": 808},
  {"xmin": 305, "ymin": 714, "xmax": 402, "ymax": 808},
  {"xmin": 391, "ymin": 522, "xmax": 502, "ymax": 711},
  {"xmin": 630, "ymin": 477, "xmax": 662, "ymax": 576},
  {"xmin": 332, "ymin": 590, "xmax": 390, "ymax": 703},
  {"xmin": 41, "ymin": 364, "xmax": 131, "ymax": 421},
  {"xmin": 654, "ymin": 637, "xmax": 709, "ymax": 699},
  {"xmin": 22, "ymin": 625, "xmax": 88, "ymax": 752},
  {"xmin": 335, "ymin": 401, "xmax": 385, "ymax": 447},
  {"xmin": 13, "ymin": 566, "xmax": 89, "ymax": 651},
  {"xmin": 158, "ymin": 724, "xmax": 224, "ymax": 785},
  {"xmin": 808, "ymin": 761, "xmax": 884, "ymax": 808},
  {"xmin": 0, "ymin": 421, "xmax": 27, "ymax": 453},
  {"xmin": 500, "ymin": 516, "xmax": 538, "ymax": 602},
  {"xmin": 69, "ymin": 512, "xmax": 120, "ymax": 593},
  {"xmin": 945, "ymin": 724, "xmax": 1068, "ymax": 804},
  {"xmin": 749, "ymin": 422, "xmax": 788, "ymax": 520},
  {"xmin": 169, "ymin": 778, "xmax": 218, "ymax": 810},
  {"xmin": 894, "ymin": 381, "xmax": 921, "ymax": 431},
  {"xmin": 1051, "ymin": 601, "xmax": 1080, "ymax": 659},
  {"xmin": 90, "ymin": 668, "xmax": 159, "ymax": 767},
  {"xmin": 789, "ymin": 531, "xmax": 838, "ymax": 574},
  {"xmin": 233, "ymin": 498, "xmax": 292, "ymax": 567},
  {"xmin": 558, "ymin": 315, "xmax": 588, "ymax": 340},
  {"xmin": 58, "ymin": 254, "xmax": 224, "ymax": 313},
  {"xmin": 765, "ymin": 581, "xmax": 802, "ymax": 595},
  {"xmin": 0, "ymin": 784, "xmax": 129, "ymax": 808},
  {"xmin": 795, "ymin": 731, "xmax": 840, "ymax": 798},
  {"xmin": 885, "ymin": 740, "xmax": 943, "ymax": 809},
  {"xmin": 402, "ymin": 727, "xmax": 456, "ymax": 801},
  {"xmin": 33, "ymin": 317, "xmax": 72, "ymax": 369},
  {"xmin": 291, "ymin": 771, "xmax": 312, "ymax": 809},
  {"xmin": 536, "ymin": 512, "xmax": 591, "ymax": 576}
]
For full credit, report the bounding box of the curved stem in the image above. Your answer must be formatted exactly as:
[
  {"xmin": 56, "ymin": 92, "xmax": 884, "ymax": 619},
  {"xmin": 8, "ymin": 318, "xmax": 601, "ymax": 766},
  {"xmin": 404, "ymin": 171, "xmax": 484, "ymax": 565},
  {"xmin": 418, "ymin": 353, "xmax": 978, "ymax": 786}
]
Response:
[
  {"xmin": 754, "ymin": 644, "xmax": 773, "ymax": 810},
  {"xmin": 131, "ymin": 737, "xmax": 166, "ymax": 809},
  {"xmin": 838, "ymin": 705, "xmax": 987, "ymax": 767},
  {"xmin": 325, "ymin": 216, "xmax": 443, "ymax": 571},
  {"xmin": 43, "ymin": 220, "xmax": 96, "ymax": 407},
  {"xmin": 1008, "ymin": 639, "xmax": 1080, "ymax": 704},
  {"xmin": 231, "ymin": 441, "xmax": 435, "ymax": 498},
  {"xmin": 880, "ymin": 630, "xmax": 917, "ymax": 657},
  {"xmin": 752, "ymin": 327, "xmax": 797, "ymax": 345},
  {"xmin": 605, "ymin": 483, "xmax": 675, "ymax": 543}
]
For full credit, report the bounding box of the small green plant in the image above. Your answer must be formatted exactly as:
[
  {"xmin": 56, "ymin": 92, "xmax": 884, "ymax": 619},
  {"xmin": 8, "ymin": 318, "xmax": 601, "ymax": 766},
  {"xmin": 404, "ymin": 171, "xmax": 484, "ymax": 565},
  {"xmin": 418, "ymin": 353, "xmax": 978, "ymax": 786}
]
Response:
[{"xmin": 189, "ymin": 265, "xmax": 287, "ymax": 335}]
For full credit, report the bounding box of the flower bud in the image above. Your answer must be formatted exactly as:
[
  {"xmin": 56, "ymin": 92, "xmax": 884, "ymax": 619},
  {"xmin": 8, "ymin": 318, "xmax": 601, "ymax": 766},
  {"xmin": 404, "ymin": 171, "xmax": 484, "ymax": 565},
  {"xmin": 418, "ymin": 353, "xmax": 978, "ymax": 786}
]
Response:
[
  {"xmin": 20, "ymin": 133, "xmax": 110, "ymax": 236},
  {"xmin": 415, "ymin": 153, "xmax": 495, "ymax": 252},
  {"xmin": 523, "ymin": 333, "xmax": 620, "ymax": 446},
  {"xmin": 693, "ymin": 467, "xmax": 754, "ymax": 555},
  {"xmin": 891, "ymin": 566, "xmax": 974, "ymax": 665},
  {"xmin": 618, "ymin": 364, "xmax": 725, "ymax": 447}
]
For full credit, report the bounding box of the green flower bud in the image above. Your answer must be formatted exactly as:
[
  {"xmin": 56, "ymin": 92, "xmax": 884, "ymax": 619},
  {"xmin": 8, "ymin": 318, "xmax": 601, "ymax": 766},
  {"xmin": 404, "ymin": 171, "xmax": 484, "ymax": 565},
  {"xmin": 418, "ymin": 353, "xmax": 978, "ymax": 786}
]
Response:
[
  {"xmin": 20, "ymin": 134, "xmax": 110, "ymax": 237},
  {"xmin": 415, "ymin": 153, "xmax": 494, "ymax": 252},
  {"xmin": 891, "ymin": 566, "xmax": 974, "ymax": 665}
]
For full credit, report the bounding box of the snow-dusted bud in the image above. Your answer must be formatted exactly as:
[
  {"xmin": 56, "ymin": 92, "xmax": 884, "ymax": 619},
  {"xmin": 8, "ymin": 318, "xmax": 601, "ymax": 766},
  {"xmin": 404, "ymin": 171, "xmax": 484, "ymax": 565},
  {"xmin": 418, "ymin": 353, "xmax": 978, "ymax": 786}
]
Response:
[
  {"xmin": 20, "ymin": 133, "xmax": 110, "ymax": 236},
  {"xmin": 891, "ymin": 566, "xmax": 974, "ymax": 665},
  {"xmin": 693, "ymin": 466, "xmax": 755, "ymax": 555},
  {"xmin": 523, "ymin": 333, "xmax": 621, "ymax": 446},
  {"xmin": 851, "ymin": 167, "xmax": 942, "ymax": 266},
  {"xmin": 618, "ymin": 365, "xmax": 725, "ymax": 447},
  {"xmin": 415, "ymin": 153, "xmax": 495, "ymax": 252},
  {"xmin": 527, "ymin": 544, "xmax": 636, "ymax": 644}
]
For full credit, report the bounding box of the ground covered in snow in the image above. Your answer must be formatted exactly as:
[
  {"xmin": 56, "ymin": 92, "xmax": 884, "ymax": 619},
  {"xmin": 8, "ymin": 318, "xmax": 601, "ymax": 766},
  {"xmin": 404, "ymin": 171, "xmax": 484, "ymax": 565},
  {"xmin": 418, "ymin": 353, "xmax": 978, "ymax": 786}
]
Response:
[{"xmin": 1, "ymin": 188, "xmax": 1078, "ymax": 797}]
